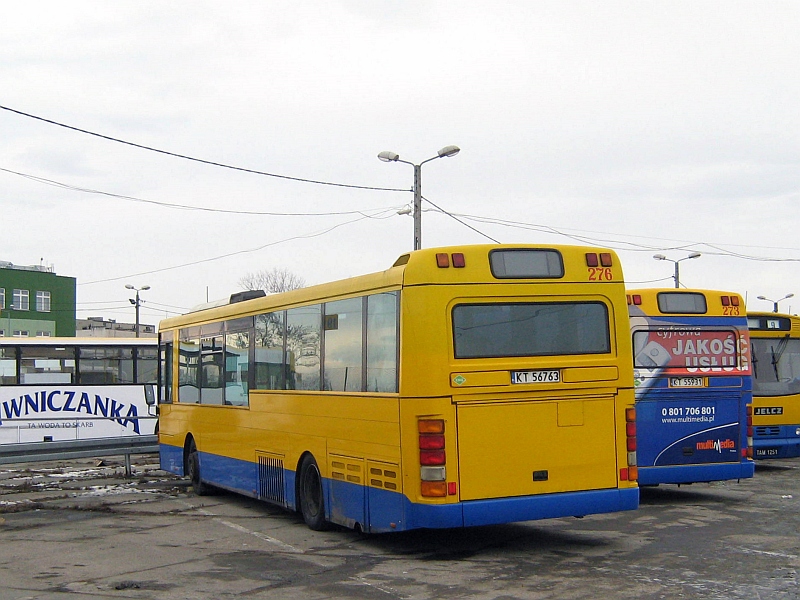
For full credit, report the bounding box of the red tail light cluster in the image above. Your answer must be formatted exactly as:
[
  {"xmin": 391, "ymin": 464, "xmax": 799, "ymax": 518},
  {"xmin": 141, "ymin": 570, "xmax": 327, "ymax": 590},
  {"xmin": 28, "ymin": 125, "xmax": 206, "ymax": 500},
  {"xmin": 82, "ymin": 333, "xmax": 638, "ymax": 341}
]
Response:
[
  {"xmin": 585, "ymin": 252, "xmax": 613, "ymax": 267},
  {"xmin": 744, "ymin": 404, "xmax": 754, "ymax": 459},
  {"xmin": 627, "ymin": 294, "xmax": 642, "ymax": 306},
  {"xmin": 419, "ymin": 419, "xmax": 450, "ymax": 497},
  {"xmin": 620, "ymin": 407, "xmax": 638, "ymax": 481},
  {"xmin": 721, "ymin": 295, "xmax": 740, "ymax": 307},
  {"xmin": 436, "ymin": 253, "xmax": 466, "ymax": 268}
]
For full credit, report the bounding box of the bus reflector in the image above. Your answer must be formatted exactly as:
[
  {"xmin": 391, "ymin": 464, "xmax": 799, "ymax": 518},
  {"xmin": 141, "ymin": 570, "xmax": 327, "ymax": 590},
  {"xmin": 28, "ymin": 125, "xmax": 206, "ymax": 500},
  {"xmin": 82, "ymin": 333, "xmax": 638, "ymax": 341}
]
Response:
[
  {"xmin": 436, "ymin": 253, "xmax": 450, "ymax": 268},
  {"xmin": 599, "ymin": 253, "xmax": 613, "ymax": 267},
  {"xmin": 421, "ymin": 481, "xmax": 447, "ymax": 497},
  {"xmin": 452, "ymin": 253, "xmax": 466, "ymax": 268},
  {"xmin": 585, "ymin": 253, "xmax": 599, "ymax": 267},
  {"xmin": 448, "ymin": 482, "xmax": 457, "ymax": 495}
]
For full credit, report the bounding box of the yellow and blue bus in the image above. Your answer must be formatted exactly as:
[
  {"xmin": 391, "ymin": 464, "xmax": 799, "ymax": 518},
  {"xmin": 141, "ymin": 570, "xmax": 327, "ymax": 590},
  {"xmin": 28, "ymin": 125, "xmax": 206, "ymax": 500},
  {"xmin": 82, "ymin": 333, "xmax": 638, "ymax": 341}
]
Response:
[
  {"xmin": 627, "ymin": 289, "xmax": 754, "ymax": 485},
  {"xmin": 747, "ymin": 312, "xmax": 800, "ymax": 459},
  {"xmin": 157, "ymin": 245, "xmax": 639, "ymax": 533}
]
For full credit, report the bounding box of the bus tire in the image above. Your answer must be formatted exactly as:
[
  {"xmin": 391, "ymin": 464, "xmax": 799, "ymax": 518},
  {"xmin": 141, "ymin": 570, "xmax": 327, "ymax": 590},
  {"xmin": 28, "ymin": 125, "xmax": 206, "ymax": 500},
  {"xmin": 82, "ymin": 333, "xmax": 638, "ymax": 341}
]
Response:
[
  {"xmin": 186, "ymin": 440, "xmax": 211, "ymax": 496},
  {"xmin": 298, "ymin": 455, "xmax": 328, "ymax": 531}
]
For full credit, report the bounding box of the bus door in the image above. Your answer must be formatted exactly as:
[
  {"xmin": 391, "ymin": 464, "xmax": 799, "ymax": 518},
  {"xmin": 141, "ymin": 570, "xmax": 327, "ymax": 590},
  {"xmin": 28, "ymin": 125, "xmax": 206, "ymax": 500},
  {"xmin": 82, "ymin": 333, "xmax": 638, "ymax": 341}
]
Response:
[{"xmin": 450, "ymin": 296, "xmax": 622, "ymax": 501}]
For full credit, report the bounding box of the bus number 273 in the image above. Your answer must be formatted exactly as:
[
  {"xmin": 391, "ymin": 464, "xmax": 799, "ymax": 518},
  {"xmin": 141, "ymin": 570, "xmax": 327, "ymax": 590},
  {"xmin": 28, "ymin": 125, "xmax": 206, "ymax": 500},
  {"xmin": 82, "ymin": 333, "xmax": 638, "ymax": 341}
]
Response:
[{"xmin": 588, "ymin": 267, "xmax": 613, "ymax": 281}]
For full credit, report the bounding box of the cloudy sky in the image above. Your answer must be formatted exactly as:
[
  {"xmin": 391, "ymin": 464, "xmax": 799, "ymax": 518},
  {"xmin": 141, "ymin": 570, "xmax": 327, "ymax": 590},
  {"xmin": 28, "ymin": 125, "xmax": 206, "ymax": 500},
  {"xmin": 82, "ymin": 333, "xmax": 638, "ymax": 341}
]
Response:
[{"xmin": 2, "ymin": 1, "xmax": 799, "ymax": 325}]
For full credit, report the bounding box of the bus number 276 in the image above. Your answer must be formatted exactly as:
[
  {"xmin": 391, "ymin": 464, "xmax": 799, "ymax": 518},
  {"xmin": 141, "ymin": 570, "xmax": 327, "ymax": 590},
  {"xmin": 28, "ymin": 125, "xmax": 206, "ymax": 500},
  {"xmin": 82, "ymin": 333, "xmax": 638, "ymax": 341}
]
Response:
[{"xmin": 588, "ymin": 267, "xmax": 613, "ymax": 281}]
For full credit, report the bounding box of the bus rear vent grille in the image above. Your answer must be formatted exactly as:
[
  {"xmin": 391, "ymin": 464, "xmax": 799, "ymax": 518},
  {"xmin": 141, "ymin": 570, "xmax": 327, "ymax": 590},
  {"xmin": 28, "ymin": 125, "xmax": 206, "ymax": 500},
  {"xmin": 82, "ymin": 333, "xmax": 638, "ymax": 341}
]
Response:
[
  {"xmin": 257, "ymin": 452, "xmax": 286, "ymax": 505},
  {"xmin": 755, "ymin": 426, "xmax": 781, "ymax": 437}
]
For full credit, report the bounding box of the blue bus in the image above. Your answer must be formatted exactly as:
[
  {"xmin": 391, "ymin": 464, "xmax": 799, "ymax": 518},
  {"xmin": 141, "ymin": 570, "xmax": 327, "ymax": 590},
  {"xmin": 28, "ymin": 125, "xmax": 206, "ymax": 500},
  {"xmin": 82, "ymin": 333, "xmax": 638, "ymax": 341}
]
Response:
[{"xmin": 628, "ymin": 289, "xmax": 754, "ymax": 485}]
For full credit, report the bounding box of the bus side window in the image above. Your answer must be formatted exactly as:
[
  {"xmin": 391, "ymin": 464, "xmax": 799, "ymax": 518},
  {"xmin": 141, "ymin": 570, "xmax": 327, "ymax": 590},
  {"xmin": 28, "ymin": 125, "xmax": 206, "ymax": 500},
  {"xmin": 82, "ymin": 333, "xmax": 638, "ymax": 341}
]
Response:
[
  {"xmin": 255, "ymin": 312, "xmax": 286, "ymax": 390},
  {"xmin": 179, "ymin": 337, "xmax": 200, "ymax": 403},
  {"xmin": 225, "ymin": 329, "xmax": 249, "ymax": 406},
  {"xmin": 367, "ymin": 292, "xmax": 399, "ymax": 393}
]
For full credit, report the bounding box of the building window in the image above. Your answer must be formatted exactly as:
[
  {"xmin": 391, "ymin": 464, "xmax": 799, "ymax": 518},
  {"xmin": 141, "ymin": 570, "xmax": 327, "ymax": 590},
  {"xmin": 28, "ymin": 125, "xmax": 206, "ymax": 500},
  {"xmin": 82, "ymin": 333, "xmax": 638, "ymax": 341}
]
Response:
[
  {"xmin": 36, "ymin": 291, "xmax": 51, "ymax": 312},
  {"xmin": 0, "ymin": 288, "xmax": 4, "ymax": 309},
  {"xmin": 12, "ymin": 289, "xmax": 29, "ymax": 311},
  {"xmin": 36, "ymin": 331, "xmax": 52, "ymax": 337},
  {"xmin": 13, "ymin": 330, "xmax": 29, "ymax": 337}
]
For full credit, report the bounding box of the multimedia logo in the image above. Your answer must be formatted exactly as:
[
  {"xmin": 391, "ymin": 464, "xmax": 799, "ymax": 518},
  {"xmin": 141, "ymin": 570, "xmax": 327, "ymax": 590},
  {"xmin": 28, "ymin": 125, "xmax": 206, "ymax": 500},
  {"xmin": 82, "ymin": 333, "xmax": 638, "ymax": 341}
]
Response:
[{"xmin": 696, "ymin": 438, "xmax": 736, "ymax": 453}]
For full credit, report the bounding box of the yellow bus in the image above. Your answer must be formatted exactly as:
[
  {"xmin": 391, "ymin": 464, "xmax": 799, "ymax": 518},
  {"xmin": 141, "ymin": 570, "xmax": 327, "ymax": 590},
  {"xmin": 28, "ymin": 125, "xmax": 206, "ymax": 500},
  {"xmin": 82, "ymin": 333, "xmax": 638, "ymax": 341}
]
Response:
[
  {"xmin": 747, "ymin": 312, "xmax": 800, "ymax": 459},
  {"xmin": 157, "ymin": 244, "xmax": 638, "ymax": 533}
]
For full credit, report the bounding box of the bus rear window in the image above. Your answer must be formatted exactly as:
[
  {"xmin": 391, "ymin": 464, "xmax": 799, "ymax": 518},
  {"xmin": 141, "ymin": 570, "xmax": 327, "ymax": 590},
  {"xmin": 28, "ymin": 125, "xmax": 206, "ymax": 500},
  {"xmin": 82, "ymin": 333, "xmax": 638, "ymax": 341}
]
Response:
[
  {"xmin": 489, "ymin": 249, "xmax": 563, "ymax": 279},
  {"xmin": 657, "ymin": 292, "xmax": 707, "ymax": 314},
  {"xmin": 453, "ymin": 302, "xmax": 610, "ymax": 359}
]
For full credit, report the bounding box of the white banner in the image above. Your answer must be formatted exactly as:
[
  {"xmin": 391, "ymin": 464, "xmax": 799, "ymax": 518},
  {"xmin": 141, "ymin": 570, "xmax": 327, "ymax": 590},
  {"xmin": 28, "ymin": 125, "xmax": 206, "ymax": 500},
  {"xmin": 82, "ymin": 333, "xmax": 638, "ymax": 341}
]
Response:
[{"xmin": 0, "ymin": 385, "xmax": 156, "ymax": 445}]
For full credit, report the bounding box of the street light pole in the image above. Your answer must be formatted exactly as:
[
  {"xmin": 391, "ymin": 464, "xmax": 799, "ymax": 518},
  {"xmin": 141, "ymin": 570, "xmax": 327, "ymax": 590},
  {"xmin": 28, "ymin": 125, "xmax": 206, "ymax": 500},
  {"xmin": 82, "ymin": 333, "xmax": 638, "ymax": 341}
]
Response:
[
  {"xmin": 378, "ymin": 145, "xmax": 460, "ymax": 251},
  {"xmin": 125, "ymin": 284, "xmax": 150, "ymax": 337},
  {"xmin": 757, "ymin": 293, "xmax": 794, "ymax": 313},
  {"xmin": 652, "ymin": 252, "xmax": 702, "ymax": 288}
]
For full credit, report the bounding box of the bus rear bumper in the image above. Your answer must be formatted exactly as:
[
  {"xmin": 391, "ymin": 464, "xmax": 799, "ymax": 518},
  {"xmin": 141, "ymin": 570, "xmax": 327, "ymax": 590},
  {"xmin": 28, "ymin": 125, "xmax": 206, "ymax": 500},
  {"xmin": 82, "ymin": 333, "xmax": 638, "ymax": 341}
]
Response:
[
  {"xmin": 753, "ymin": 438, "xmax": 800, "ymax": 459},
  {"xmin": 405, "ymin": 487, "xmax": 639, "ymax": 530},
  {"xmin": 637, "ymin": 461, "xmax": 755, "ymax": 485}
]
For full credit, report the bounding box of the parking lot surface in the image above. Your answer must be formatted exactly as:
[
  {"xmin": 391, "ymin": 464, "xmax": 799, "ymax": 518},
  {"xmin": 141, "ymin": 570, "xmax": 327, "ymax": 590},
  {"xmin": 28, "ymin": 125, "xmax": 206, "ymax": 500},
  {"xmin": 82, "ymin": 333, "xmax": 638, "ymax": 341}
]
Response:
[{"xmin": 0, "ymin": 456, "xmax": 798, "ymax": 599}]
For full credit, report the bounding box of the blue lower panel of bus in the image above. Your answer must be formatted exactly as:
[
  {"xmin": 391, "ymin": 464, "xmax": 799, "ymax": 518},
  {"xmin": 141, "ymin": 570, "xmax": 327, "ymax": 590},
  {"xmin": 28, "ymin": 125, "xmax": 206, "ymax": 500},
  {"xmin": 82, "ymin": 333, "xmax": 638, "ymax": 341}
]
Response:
[
  {"xmin": 638, "ymin": 461, "xmax": 754, "ymax": 486},
  {"xmin": 159, "ymin": 444, "xmax": 639, "ymax": 532},
  {"xmin": 753, "ymin": 427, "xmax": 800, "ymax": 459}
]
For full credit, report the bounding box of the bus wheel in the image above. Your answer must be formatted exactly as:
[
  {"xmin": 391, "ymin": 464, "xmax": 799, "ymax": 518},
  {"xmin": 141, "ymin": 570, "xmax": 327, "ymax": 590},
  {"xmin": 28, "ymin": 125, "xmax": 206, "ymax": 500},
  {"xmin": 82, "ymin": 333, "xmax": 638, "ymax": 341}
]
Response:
[
  {"xmin": 298, "ymin": 455, "xmax": 328, "ymax": 531},
  {"xmin": 186, "ymin": 440, "xmax": 211, "ymax": 496}
]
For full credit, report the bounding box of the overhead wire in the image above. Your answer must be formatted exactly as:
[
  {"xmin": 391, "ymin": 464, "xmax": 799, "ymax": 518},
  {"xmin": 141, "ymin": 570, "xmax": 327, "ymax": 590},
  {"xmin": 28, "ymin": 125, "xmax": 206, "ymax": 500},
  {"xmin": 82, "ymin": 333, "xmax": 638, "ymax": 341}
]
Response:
[
  {"xmin": 0, "ymin": 167, "xmax": 408, "ymax": 217},
  {"xmin": 0, "ymin": 104, "xmax": 408, "ymax": 192}
]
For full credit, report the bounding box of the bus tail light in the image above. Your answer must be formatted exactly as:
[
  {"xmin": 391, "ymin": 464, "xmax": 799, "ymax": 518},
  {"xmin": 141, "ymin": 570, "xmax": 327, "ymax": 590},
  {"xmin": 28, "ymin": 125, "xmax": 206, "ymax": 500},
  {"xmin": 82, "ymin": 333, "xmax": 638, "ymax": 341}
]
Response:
[
  {"xmin": 419, "ymin": 419, "xmax": 450, "ymax": 496},
  {"xmin": 585, "ymin": 253, "xmax": 599, "ymax": 267},
  {"xmin": 622, "ymin": 407, "xmax": 637, "ymax": 481},
  {"xmin": 452, "ymin": 253, "xmax": 465, "ymax": 268},
  {"xmin": 436, "ymin": 253, "xmax": 450, "ymax": 268},
  {"xmin": 421, "ymin": 481, "xmax": 447, "ymax": 497},
  {"xmin": 599, "ymin": 253, "xmax": 613, "ymax": 267},
  {"xmin": 627, "ymin": 294, "xmax": 642, "ymax": 306},
  {"xmin": 720, "ymin": 295, "xmax": 741, "ymax": 307},
  {"xmin": 745, "ymin": 404, "xmax": 754, "ymax": 458}
]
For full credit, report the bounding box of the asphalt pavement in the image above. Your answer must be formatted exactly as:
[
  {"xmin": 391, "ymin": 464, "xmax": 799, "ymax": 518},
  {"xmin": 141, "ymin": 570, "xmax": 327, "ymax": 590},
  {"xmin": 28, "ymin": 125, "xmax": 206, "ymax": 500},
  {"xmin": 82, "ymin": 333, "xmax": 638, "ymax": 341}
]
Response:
[{"xmin": 0, "ymin": 455, "xmax": 798, "ymax": 599}]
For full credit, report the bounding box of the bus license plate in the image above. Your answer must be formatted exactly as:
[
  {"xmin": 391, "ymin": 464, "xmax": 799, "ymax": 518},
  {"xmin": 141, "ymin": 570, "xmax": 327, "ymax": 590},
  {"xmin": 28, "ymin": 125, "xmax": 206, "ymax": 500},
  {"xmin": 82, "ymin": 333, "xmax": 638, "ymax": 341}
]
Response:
[
  {"xmin": 755, "ymin": 448, "xmax": 780, "ymax": 457},
  {"xmin": 511, "ymin": 370, "xmax": 560, "ymax": 384},
  {"xmin": 669, "ymin": 377, "xmax": 705, "ymax": 388}
]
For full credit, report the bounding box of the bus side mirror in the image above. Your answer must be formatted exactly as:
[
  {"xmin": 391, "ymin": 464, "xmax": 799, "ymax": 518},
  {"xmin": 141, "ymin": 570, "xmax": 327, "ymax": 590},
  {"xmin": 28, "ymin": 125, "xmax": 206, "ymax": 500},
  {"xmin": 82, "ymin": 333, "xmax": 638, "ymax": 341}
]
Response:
[{"xmin": 144, "ymin": 384, "xmax": 156, "ymax": 406}]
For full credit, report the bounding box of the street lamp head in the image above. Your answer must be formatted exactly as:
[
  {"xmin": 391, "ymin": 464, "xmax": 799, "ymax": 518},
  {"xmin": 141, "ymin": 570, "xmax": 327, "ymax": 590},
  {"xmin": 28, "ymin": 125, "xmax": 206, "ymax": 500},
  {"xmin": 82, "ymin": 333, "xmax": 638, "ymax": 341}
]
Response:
[
  {"xmin": 687, "ymin": 252, "xmax": 702, "ymax": 259},
  {"xmin": 377, "ymin": 151, "xmax": 399, "ymax": 162},
  {"xmin": 653, "ymin": 254, "xmax": 667, "ymax": 261},
  {"xmin": 125, "ymin": 284, "xmax": 135, "ymax": 290},
  {"xmin": 141, "ymin": 285, "xmax": 151, "ymax": 291},
  {"xmin": 786, "ymin": 293, "xmax": 795, "ymax": 300},
  {"xmin": 437, "ymin": 145, "xmax": 460, "ymax": 158},
  {"xmin": 757, "ymin": 296, "xmax": 768, "ymax": 301}
]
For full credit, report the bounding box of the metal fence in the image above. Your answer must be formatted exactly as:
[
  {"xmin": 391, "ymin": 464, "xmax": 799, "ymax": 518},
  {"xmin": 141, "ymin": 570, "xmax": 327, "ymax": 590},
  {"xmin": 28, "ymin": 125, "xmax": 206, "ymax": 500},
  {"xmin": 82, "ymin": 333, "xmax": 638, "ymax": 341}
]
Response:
[{"xmin": 0, "ymin": 435, "xmax": 159, "ymax": 476}]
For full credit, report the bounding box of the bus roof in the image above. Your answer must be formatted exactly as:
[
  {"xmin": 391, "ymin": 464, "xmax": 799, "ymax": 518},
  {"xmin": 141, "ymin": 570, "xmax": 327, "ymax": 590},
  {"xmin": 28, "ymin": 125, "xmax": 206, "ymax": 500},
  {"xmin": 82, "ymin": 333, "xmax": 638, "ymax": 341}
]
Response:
[{"xmin": 160, "ymin": 244, "xmax": 624, "ymax": 332}]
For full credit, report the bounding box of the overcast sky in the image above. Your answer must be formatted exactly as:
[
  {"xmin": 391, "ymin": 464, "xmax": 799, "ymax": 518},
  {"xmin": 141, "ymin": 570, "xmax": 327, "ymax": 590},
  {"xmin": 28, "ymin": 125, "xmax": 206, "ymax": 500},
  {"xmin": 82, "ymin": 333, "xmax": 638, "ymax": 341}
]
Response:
[{"xmin": 2, "ymin": 1, "xmax": 799, "ymax": 325}]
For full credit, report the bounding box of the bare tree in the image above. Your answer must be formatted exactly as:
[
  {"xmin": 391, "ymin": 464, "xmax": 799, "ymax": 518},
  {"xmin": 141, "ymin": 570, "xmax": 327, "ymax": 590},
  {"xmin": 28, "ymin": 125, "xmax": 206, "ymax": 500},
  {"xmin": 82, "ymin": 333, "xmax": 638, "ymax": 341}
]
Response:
[{"xmin": 239, "ymin": 267, "xmax": 306, "ymax": 294}]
